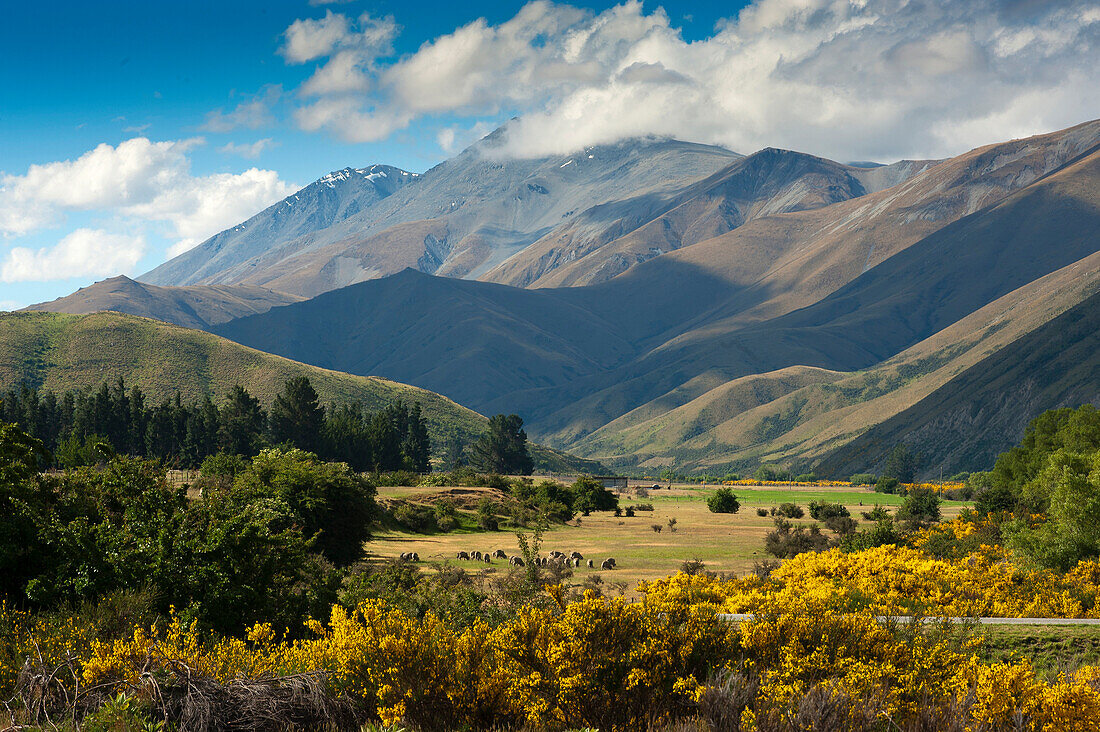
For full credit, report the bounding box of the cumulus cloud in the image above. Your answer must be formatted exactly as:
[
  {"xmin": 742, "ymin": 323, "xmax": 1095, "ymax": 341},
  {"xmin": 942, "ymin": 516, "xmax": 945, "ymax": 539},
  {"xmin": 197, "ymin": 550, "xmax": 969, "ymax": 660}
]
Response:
[
  {"xmin": 0, "ymin": 137, "xmax": 296, "ymax": 280},
  {"xmin": 281, "ymin": 0, "xmax": 1100, "ymax": 160},
  {"xmin": 1, "ymin": 229, "xmax": 146, "ymax": 283}
]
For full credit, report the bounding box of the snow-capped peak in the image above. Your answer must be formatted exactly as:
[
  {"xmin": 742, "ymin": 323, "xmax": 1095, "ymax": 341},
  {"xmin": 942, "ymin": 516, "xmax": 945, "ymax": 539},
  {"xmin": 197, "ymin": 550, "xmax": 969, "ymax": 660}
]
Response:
[{"xmin": 316, "ymin": 165, "xmax": 419, "ymax": 189}]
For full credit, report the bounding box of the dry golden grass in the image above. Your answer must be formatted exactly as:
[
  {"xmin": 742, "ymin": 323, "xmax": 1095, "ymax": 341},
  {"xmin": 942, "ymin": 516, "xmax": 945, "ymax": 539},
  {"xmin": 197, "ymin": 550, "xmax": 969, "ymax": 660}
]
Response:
[{"xmin": 369, "ymin": 482, "xmax": 971, "ymax": 595}]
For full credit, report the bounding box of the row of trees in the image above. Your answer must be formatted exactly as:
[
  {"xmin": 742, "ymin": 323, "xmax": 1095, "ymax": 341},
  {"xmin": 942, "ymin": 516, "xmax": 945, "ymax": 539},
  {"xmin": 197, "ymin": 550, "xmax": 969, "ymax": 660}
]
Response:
[{"xmin": 0, "ymin": 377, "xmax": 431, "ymax": 472}]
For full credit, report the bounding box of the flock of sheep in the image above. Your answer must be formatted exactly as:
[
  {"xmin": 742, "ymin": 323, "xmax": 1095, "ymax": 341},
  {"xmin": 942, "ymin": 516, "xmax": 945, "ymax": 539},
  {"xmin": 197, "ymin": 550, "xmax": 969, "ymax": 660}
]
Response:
[{"xmin": 400, "ymin": 549, "xmax": 618, "ymax": 570}]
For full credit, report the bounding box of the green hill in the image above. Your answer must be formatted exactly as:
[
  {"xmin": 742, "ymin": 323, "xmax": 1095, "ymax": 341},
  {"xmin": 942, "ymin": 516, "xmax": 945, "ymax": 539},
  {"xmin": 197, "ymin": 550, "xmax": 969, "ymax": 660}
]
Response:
[
  {"xmin": 0, "ymin": 310, "xmax": 485, "ymax": 449},
  {"xmin": 0, "ymin": 311, "xmax": 606, "ymax": 474}
]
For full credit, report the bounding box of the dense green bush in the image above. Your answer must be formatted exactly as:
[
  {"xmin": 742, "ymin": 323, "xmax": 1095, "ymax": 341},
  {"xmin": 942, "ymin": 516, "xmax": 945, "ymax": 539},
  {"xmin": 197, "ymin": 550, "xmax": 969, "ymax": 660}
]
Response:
[
  {"xmin": 707, "ymin": 488, "xmax": 741, "ymax": 514},
  {"xmin": 569, "ymin": 475, "xmax": 619, "ymax": 514},
  {"xmin": 850, "ymin": 473, "xmax": 877, "ymax": 486},
  {"xmin": 235, "ymin": 447, "xmax": 378, "ymax": 567},
  {"xmin": 875, "ymin": 476, "xmax": 900, "ymax": 493},
  {"xmin": 776, "ymin": 502, "xmax": 804, "ymax": 519},
  {"xmin": 808, "ymin": 500, "xmax": 850, "ymax": 521}
]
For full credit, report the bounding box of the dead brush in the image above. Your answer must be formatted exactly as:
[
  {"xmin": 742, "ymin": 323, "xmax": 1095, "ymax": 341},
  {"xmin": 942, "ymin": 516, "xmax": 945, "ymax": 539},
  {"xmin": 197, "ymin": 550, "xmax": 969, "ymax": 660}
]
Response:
[{"xmin": 15, "ymin": 651, "xmax": 360, "ymax": 732}]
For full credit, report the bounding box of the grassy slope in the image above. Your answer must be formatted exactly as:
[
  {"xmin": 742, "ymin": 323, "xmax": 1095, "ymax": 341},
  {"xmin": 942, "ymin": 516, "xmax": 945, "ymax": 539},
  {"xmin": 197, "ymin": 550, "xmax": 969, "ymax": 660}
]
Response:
[
  {"xmin": 575, "ymin": 248, "xmax": 1100, "ymax": 473},
  {"xmin": 814, "ymin": 285, "xmax": 1100, "ymax": 479},
  {"xmin": 24, "ymin": 275, "xmax": 304, "ymax": 329},
  {"xmin": 0, "ymin": 311, "xmax": 607, "ymax": 474},
  {"xmin": 0, "ymin": 310, "xmax": 485, "ymax": 447}
]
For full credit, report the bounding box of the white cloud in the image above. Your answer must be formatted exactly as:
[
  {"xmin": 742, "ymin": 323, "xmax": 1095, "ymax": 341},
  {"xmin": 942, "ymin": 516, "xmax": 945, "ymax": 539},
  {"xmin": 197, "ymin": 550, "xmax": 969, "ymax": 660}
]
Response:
[
  {"xmin": 282, "ymin": 11, "xmax": 352, "ymax": 63},
  {"xmin": 0, "ymin": 137, "xmax": 297, "ymax": 280},
  {"xmin": 281, "ymin": 0, "xmax": 1100, "ymax": 161},
  {"xmin": 437, "ymin": 121, "xmax": 497, "ymax": 154},
  {"xmin": 201, "ymin": 86, "xmax": 281, "ymax": 133},
  {"xmin": 1, "ymin": 229, "xmax": 146, "ymax": 283},
  {"xmin": 218, "ymin": 138, "xmax": 276, "ymax": 159}
]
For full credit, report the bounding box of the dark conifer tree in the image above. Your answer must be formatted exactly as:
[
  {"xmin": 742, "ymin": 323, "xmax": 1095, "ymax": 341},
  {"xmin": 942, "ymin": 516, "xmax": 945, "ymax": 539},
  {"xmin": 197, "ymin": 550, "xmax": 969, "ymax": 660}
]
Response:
[{"xmin": 269, "ymin": 376, "xmax": 325, "ymax": 453}]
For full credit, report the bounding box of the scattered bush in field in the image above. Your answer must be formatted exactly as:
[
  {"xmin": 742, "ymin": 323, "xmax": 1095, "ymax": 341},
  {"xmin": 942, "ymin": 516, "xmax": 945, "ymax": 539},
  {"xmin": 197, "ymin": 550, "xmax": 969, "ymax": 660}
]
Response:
[
  {"xmin": 652, "ymin": 524, "xmax": 663, "ymax": 533},
  {"xmin": 862, "ymin": 505, "xmax": 891, "ymax": 522},
  {"xmin": 679, "ymin": 558, "xmax": 709, "ymax": 576},
  {"xmin": 706, "ymin": 488, "xmax": 740, "ymax": 514},
  {"xmin": 667, "ymin": 517, "xmax": 678, "ymax": 532},
  {"xmin": 825, "ymin": 515, "xmax": 859, "ymax": 535},
  {"xmin": 809, "ymin": 500, "xmax": 850, "ymax": 521},
  {"xmin": 776, "ymin": 502, "xmax": 804, "ymax": 519},
  {"xmin": 840, "ymin": 518, "xmax": 903, "ymax": 552},
  {"xmin": 634, "ymin": 502, "xmax": 655, "ymax": 511},
  {"xmin": 476, "ymin": 497, "xmax": 500, "ymax": 531},
  {"xmin": 764, "ymin": 517, "xmax": 830, "ymax": 558},
  {"xmin": 391, "ymin": 502, "xmax": 437, "ymax": 533},
  {"xmin": 850, "ymin": 473, "xmax": 877, "ymax": 486},
  {"xmin": 897, "ymin": 486, "xmax": 942, "ymax": 530},
  {"xmin": 756, "ymin": 508, "xmax": 769, "ymax": 517},
  {"xmin": 752, "ymin": 558, "xmax": 782, "ymax": 578},
  {"xmin": 625, "ymin": 507, "xmax": 635, "ymax": 517},
  {"xmin": 569, "ymin": 475, "xmax": 619, "ymax": 514}
]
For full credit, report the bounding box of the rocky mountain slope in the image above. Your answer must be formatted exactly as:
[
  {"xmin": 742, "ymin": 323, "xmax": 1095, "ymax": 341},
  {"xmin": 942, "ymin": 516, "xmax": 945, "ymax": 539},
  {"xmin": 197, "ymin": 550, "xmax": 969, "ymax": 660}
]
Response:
[
  {"xmin": 140, "ymin": 165, "xmax": 418, "ymax": 291},
  {"xmin": 140, "ymin": 131, "xmax": 741, "ymax": 297},
  {"xmin": 814, "ymin": 285, "xmax": 1100, "ymax": 479},
  {"xmin": 209, "ymin": 120, "xmax": 1100, "ymax": 474}
]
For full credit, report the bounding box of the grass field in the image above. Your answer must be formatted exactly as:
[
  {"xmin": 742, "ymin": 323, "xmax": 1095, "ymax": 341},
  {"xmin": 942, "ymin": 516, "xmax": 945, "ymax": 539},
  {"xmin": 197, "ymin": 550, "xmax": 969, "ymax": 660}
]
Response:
[
  {"xmin": 977, "ymin": 625, "xmax": 1100, "ymax": 679},
  {"xmin": 369, "ymin": 482, "xmax": 972, "ymax": 593}
]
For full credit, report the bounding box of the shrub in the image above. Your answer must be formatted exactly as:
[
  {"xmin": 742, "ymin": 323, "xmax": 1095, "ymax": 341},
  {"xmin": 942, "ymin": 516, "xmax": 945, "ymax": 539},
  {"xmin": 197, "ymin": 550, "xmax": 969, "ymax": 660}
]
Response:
[
  {"xmin": 374, "ymin": 470, "xmax": 421, "ymax": 487},
  {"xmin": 794, "ymin": 473, "xmax": 817, "ymax": 483},
  {"xmin": 756, "ymin": 508, "xmax": 768, "ymax": 517},
  {"xmin": 808, "ymin": 500, "xmax": 849, "ymax": 521},
  {"xmin": 897, "ymin": 486, "xmax": 941, "ymax": 529},
  {"xmin": 850, "ymin": 473, "xmax": 877, "ymax": 486},
  {"xmin": 764, "ymin": 518, "xmax": 830, "ymax": 558},
  {"xmin": 625, "ymin": 507, "xmax": 635, "ymax": 517},
  {"xmin": 633, "ymin": 502, "xmax": 654, "ymax": 511},
  {"xmin": 824, "ymin": 515, "xmax": 858, "ymax": 535},
  {"xmin": 839, "ymin": 519, "xmax": 903, "ymax": 552},
  {"xmin": 776, "ymin": 502, "xmax": 804, "ymax": 519},
  {"xmin": 651, "ymin": 524, "xmax": 663, "ymax": 533},
  {"xmin": 875, "ymin": 476, "xmax": 900, "ymax": 494},
  {"xmin": 706, "ymin": 488, "xmax": 741, "ymax": 514},
  {"xmin": 236, "ymin": 447, "xmax": 379, "ymax": 567},
  {"xmin": 392, "ymin": 502, "xmax": 437, "ymax": 533},
  {"xmin": 861, "ymin": 505, "xmax": 891, "ymax": 522},
  {"xmin": 569, "ymin": 475, "xmax": 618, "ymax": 513}
]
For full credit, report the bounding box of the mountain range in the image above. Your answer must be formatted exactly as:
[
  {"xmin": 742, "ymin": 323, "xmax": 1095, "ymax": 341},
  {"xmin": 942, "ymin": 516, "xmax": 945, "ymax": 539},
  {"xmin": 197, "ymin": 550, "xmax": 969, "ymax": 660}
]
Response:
[{"xmin": 18, "ymin": 118, "xmax": 1100, "ymax": 478}]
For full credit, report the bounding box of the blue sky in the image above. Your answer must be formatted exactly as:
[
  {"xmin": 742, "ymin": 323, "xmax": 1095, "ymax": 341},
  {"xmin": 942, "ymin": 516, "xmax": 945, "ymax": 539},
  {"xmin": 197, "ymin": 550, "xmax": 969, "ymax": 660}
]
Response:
[{"xmin": 1, "ymin": 0, "xmax": 1097, "ymax": 308}]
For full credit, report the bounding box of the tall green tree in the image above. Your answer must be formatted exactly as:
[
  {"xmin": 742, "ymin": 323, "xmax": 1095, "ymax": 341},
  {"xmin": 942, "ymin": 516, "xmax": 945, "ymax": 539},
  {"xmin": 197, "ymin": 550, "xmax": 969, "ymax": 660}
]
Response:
[
  {"xmin": 270, "ymin": 377, "xmax": 325, "ymax": 453},
  {"xmin": 1004, "ymin": 450, "xmax": 1100, "ymax": 571},
  {"xmin": 883, "ymin": 445, "xmax": 918, "ymax": 483},
  {"xmin": 470, "ymin": 414, "xmax": 533, "ymax": 475},
  {"xmin": 402, "ymin": 402, "xmax": 431, "ymax": 472},
  {"xmin": 218, "ymin": 385, "xmax": 266, "ymax": 456}
]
